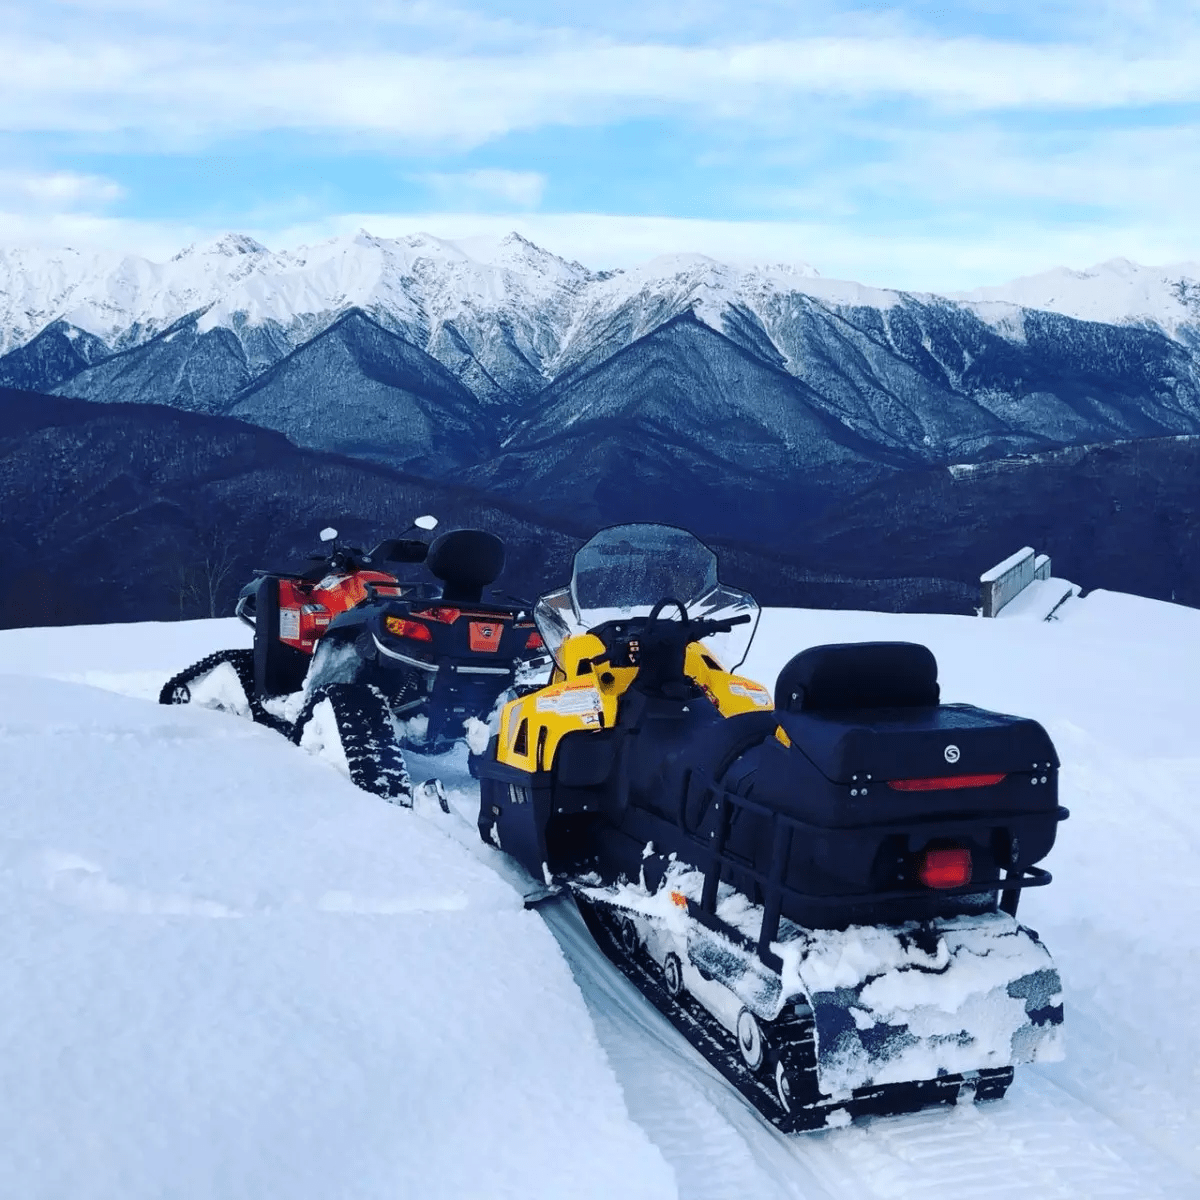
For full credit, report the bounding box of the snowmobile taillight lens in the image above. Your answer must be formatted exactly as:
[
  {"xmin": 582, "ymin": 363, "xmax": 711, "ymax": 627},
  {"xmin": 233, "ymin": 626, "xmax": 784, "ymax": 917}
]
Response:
[
  {"xmin": 920, "ymin": 848, "xmax": 972, "ymax": 889},
  {"xmin": 889, "ymin": 773, "xmax": 1005, "ymax": 792},
  {"xmin": 385, "ymin": 616, "xmax": 433, "ymax": 643},
  {"xmin": 525, "ymin": 630, "xmax": 544, "ymax": 650},
  {"xmin": 413, "ymin": 606, "xmax": 461, "ymax": 624}
]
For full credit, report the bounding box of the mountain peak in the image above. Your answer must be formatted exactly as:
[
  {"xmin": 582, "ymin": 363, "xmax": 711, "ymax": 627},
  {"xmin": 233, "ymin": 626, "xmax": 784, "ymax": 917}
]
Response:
[
  {"xmin": 500, "ymin": 231, "xmax": 540, "ymax": 252},
  {"xmin": 207, "ymin": 233, "xmax": 269, "ymax": 257},
  {"xmin": 172, "ymin": 233, "xmax": 269, "ymax": 262}
]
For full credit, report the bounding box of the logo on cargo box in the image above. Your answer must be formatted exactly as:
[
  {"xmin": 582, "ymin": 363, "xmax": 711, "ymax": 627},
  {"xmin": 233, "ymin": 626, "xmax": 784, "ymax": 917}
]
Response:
[
  {"xmin": 944, "ymin": 744, "xmax": 961, "ymax": 763},
  {"xmin": 469, "ymin": 621, "xmax": 503, "ymax": 652}
]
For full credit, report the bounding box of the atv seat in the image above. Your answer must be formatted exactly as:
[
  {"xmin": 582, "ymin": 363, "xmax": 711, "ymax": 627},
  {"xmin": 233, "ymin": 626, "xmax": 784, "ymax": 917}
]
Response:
[{"xmin": 426, "ymin": 530, "xmax": 505, "ymax": 603}]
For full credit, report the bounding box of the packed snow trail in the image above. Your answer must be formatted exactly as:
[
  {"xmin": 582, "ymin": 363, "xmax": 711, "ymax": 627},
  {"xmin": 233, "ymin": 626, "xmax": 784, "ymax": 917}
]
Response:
[
  {"xmin": 424, "ymin": 751, "xmax": 1194, "ymax": 1200},
  {"xmin": 2, "ymin": 591, "xmax": 1199, "ymax": 1198},
  {"xmin": 538, "ymin": 895, "xmax": 859, "ymax": 1200}
]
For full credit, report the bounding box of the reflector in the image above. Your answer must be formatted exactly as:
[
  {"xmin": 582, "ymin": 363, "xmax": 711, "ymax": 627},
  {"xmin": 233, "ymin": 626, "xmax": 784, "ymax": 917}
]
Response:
[
  {"xmin": 385, "ymin": 616, "xmax": 433, "ymax": 643},
  {"xmin": 920, "ymin": 847, "xmax": 973, "ymax": 889},
  {"xmin": 413, "ymin": 607, "xmax": 461, "ymax": 624},
  {"xmin": 889, "ymin": 773, "xmax": 1005, "ymax": 792}
]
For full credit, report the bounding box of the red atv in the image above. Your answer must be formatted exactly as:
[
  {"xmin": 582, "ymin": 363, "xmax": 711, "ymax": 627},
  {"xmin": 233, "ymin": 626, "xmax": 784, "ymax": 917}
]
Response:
[{"xmin": 160, "ymin": 518, "xmax": 549, "ymax": 802}]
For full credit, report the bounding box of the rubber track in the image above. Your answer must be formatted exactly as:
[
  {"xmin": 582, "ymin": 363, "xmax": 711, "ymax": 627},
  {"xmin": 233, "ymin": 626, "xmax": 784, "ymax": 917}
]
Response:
[
  {"xmin": 158, "ymin": 649, "xmax": 286, "ymax": 732},
  {"xmin": 575, "ymin": 894, "xmax": 1012, "ymax": 1132},
  {"xmin": 293, "ymin": 682, "xmax": 413, "ymax": 803}
]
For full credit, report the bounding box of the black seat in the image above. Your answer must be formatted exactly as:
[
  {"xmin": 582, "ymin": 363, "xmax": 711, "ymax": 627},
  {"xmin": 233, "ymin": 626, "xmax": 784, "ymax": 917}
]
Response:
[
  {"xmin": 776, "ymin": 642, "xmax": 939, "ymax": 713},
  {"xmin": 425, "ymin": 530, "xmax": 505, "ymax": 603}
]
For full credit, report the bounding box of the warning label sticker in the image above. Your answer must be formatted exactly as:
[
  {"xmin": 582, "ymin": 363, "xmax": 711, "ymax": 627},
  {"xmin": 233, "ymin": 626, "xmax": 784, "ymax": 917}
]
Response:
[
  {"xmin": 279, "ymin": 607, "xmax": 301, "ymax": 640},
  {"xmin": 728, "ymin": 682, "xmax": 772, "ymax": 707},
  {"xmin": 536, "ymin": 687, "xmax": 601, "ymax": 716}
]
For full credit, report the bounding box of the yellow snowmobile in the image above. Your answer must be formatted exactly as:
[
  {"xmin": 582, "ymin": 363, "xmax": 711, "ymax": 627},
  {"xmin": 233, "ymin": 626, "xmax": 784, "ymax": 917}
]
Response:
[{"xmin": 474, "ymin": 523, "xmax": 1067, "ymax": 1131}]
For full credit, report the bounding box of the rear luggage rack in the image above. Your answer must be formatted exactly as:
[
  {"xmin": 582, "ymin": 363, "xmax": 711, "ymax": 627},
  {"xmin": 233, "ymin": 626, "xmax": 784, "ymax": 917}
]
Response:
[{"xmin": 680, "ymin": 768, "xmax": 1068, "ymax": 971}]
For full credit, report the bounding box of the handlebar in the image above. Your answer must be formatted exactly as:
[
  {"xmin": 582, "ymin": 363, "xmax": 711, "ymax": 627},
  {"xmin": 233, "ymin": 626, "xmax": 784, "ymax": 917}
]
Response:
[
  {"xmin": 644, "ymin": 599, "xmax": 751, "ymax": 641},
  {"xmin": 631, "ymin": 600, "xmax": 752, "ymax": 694}
]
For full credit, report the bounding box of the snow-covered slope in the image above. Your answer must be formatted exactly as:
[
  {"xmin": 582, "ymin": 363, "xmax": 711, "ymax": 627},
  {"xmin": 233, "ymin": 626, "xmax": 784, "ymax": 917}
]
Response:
[
  {"xmin": 5, "ymin": 231, "xmax": 1200, "ymax": 494},
  {"xmin": 0, "ymin": 619, "xmax": 676, "ymax": 1200},
  {"xmin": 960, "ymin": 258, "xmax": 1200, "ymax": 343},
  {"xmin": 0, "ymin": 231, "xmax": 592, "ymax": 387},
  {"xmin": 1, "ymin": 591, "xmax": 1198, "ymax": 1197},
  {"xmin": 4, "ymin": 232, "xmax": 1199, "ymax": 380}
]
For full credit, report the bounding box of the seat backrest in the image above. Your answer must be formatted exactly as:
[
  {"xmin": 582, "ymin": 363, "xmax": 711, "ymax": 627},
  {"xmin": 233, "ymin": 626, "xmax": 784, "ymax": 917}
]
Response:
[
  {"xmin": 775, "ymin": 641, "xmax": 939, "ymax": 713},
  {"xmin": 426, "ymin": 529, "xmax": 505, "ymax": 603}
]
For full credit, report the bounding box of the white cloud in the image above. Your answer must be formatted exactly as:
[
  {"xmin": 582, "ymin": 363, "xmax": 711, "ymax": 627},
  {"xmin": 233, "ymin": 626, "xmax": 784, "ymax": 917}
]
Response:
[
  {"xmin": 750, "ymin": 121, "xmax": 1200, "ymax": 230},
  {"xmin": 413, "ymin": 168, "xmax": 546, "ymax": 208},
  {"xmin": 0, "ymin": 209, "xmax": 206, "ymax": 258},
  {"xmin": 1, "ymin": 6, "xmax": 1196, "ymax": 291},
  {"xmin": 2, "ymin": 31, "xmax": 1200, "ymax": 147},
  {"xmin": 0, "ymin": 170, "xmax": 126, "ymax": 209}
]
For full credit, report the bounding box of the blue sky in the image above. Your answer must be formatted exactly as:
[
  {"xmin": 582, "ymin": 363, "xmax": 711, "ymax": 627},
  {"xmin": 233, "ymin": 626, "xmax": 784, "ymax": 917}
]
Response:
[{"xmin": 1, "ymin": 0, "xmax": 1198, "ymax": 288}]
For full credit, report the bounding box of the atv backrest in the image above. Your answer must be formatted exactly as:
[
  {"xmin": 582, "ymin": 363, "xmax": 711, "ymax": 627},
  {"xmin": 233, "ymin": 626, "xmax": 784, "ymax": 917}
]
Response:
[
  {"xmin": 426, "ymin": 529, "xmax": 505, "ymax": 603},
  {"xmin": 776, "ymin": 641, "xmax": 940, "ymax": 713}
]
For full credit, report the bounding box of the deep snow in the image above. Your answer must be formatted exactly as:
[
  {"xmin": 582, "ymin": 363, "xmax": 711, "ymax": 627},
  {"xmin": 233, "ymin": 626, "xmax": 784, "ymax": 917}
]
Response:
[
  {"xmin": 1, "ymin": 589, "xmax": 1198, "ymax": 1198},
  {"xmin": 0, "ymin": 626, "xmax": 674, "ymax": 1200}
]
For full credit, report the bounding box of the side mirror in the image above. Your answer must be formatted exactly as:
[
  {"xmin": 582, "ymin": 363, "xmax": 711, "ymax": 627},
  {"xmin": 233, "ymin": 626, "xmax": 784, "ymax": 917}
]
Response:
[
  {"xmin": 320, "ymin": 527, "xmax": 338, "ymax": 543},
  {"xmin": 414, "ymin": 515, "xmax": 438, "ymax": 531}
]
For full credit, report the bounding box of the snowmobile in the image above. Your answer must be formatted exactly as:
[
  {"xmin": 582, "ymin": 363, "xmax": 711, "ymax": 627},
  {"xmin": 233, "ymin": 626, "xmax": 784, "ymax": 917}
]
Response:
[
  {"xmin": 160, "ymin": 519, "xmax": 549, "ymax": 801},
  {"xmin": 473, "ymin": 523, "xmax": 1068, "ymax": 1131}
]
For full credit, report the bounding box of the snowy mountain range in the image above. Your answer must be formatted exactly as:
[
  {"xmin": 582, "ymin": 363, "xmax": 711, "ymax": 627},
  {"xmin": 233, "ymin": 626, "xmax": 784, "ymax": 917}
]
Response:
[
  {"xmin": 2, "ymin": 232, "xmax": 1200, "ymax": 495},
  {"xmin": 3, "ymin": 231, "xmax": 1200, "ymax": 621}
]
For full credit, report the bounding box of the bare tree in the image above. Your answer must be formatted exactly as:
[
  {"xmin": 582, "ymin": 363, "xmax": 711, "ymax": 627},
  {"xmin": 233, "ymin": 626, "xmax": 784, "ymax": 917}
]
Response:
[
  {"xmin": 198, "ymin": 534, "xmax": 240, "ymax": 618},
  {"xmin": 163, "ymin": 520, "xmax": 245, "ymax": 619},
  {"xmin": 168, "ymin": 561, "xmax": 203, "ymax": 620}
]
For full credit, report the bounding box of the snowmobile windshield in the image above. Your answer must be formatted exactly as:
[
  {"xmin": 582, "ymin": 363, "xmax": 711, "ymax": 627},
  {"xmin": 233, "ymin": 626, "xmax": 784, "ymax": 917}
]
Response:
[{"xmin": 534, "ymin": 524, "xmax": 760, "ymax": 670}]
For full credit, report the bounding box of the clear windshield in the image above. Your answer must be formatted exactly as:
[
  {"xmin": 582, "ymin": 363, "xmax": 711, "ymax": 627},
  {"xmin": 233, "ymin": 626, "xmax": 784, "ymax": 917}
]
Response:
[{"xmin": 534, "ymin": 524, "xmax": 760, "ymax": 670}]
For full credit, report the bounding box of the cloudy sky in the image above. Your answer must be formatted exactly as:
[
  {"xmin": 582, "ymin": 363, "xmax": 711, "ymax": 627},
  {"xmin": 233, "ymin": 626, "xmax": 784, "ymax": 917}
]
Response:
[{"xmin": 2, "ymin": 0, "xmax": 1198, "ymax": 288}]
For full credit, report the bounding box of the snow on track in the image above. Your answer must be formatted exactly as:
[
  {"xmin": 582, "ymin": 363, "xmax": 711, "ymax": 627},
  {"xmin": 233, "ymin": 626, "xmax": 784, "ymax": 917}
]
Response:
[{"xmin": 538, "ymin": 893, "xmax": 1191, "ymax": 1200}]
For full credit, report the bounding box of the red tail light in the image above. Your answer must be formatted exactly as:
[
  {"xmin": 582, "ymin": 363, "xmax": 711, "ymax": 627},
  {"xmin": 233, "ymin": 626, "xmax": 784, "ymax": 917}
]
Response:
[
  {"xmin": 889, "ymin": 773, "xmax": 1005, "ymax": 792},
  {"xmin": 413, "ymin": 607, "xmax": 461, "ymax": 625},
  {"xmin": 920, "ymin": 848, "xmax": 972, "ymax": 889},
  {"xmin": 525, "ymin": 630, "xmax": 544, "ymax": 650},
  {"xmin": 385, "ymin": 616, "xmax": 433, "ymax": 643}
]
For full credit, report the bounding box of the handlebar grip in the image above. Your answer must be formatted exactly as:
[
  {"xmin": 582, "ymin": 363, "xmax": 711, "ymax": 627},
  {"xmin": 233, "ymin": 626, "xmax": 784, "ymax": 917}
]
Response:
[{"xmin": 694, "ymin": 613, "xmax": 752, "ymax": 635}]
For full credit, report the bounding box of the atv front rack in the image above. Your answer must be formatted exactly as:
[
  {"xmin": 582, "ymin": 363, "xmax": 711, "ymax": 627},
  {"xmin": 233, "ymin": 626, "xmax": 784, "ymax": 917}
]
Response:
[{"xmin": 679, "ymin": 767, "xmax": 1069, "ymax": 972}]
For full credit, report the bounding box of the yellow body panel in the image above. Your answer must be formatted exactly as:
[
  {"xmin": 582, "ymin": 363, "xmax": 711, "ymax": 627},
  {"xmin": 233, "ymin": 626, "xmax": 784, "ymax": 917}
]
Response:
[
  {"xmin": 684, "ymin": 643, "xmax": 773, "ymax": 717},
  {"xmin": 494, "ymin": 631, "xmax": 776, "ymax": 773}
]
